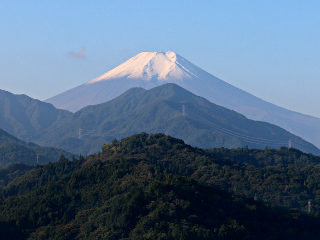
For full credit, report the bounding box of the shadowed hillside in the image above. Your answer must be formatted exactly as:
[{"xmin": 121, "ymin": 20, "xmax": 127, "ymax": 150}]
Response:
[{"xmin": 1, "ymin": 133, "xmax": 320, "ymax": 239}]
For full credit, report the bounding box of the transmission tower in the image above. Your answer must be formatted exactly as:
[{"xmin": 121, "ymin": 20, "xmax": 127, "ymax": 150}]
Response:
[
  {"xmin": 36, "ymin": 154, "xmax": 39, "ymax": 165},
  {"xmin": 78, "ymin": 128, "xmax": 82, "ymax": 139},
  {"xmin": 289, "ymin": 139, "xmax": 292, "ymax": 148},
  {"xmin": 308, "ymin": 200, "xmax": 311, "ymax": 213},
  {"xmin": 182, "ymin": 105, "xmax": 186, "ymax": 117}
]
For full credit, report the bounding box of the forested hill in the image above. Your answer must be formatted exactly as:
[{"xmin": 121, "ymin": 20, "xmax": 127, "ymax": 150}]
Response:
[
  {"xmin": 0, "ymin": 128, "xmax": 75, "ymax": 168},
  {"xmin": 2, "ymin": 133, "xmax": 320, "ymax": 239},
  {"xmin": 0, "ymin": 143, "xmax": 319, "ymax": 239},
  {"xmin": 98, "ymin": 133, "xmax": 320, "ymax": 213}
]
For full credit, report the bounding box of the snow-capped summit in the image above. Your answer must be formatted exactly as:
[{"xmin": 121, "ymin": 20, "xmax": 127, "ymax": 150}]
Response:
[
  {"xmin": 45, "ymin": 51, "xmax": 320, "ymax": 149},
  {"xmin": 45, "ymin": 51, "xmax": 221, "ymax": 113},
  {"xmin": 87, "ymin": 51, "xmax": 196, "ymax": 83}
]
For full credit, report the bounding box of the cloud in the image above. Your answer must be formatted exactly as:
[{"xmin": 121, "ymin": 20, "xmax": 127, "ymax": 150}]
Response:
[
  {"xmin": 121, "ymin": 48, "xmax": 130, "ymax": 53},
  {"xmin": 67, "ymin": 48, "xmax": 86, "ymax": 58}
]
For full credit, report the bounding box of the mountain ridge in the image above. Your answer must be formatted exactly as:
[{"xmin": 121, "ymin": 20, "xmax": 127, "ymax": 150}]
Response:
[
  {"xmin": 38, "ymin": 84, "xmax": 320, "ymax": 155},
  {"xmin": 2, "ymin": 84, "xmax": 319, "ymax": 155},
  {"xmin": 44, "ymin": 51, "xmax": 320, "ymax": 150}
]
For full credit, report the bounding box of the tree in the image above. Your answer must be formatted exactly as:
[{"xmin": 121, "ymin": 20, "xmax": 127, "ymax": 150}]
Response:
[{"xmin": 111, "ymin": 139, "xmax": 120, "ymax": 149}]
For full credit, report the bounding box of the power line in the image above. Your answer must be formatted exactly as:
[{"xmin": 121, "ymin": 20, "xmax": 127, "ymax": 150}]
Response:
[
  {"xmin": 187, "ymin": 110, "xmax": 311, "ymax": 153},
  {"xmin": 73, "ymin": 107, "xmax": 306, "ymax": 151},
  {"xmin": 187, "ymin": 110, "xmax": 289, "ymax": 145}
]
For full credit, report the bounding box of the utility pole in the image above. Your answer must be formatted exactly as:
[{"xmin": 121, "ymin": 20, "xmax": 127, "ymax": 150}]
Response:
[
  {"xmin": 289, "ymin": 139, "xmax": 292, "ymax": 148},
  {"xmin": 36, "ymin": 154, "xmax": 39, "ymax": 165},
  {"xmin": 182, "ymin": 105, "xmax": 186, "ymax": 117}
]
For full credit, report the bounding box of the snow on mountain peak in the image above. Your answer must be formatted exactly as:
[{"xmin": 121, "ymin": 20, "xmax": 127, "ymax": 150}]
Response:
[{"xmin": 86, "ymin": 51, "xmax": 197, "ymax": 84}]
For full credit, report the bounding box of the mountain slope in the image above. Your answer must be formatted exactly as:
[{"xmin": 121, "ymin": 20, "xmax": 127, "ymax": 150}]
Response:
[
  {"xmin": 0, "ymin": 126, "xmax": 25, "ymax": 145},
  {"xmin": 0, "ymin": 163, "xmax": 34, "ymax": 188},
  {"xmin": 36, "ymin": 84, "xmax": 320, "ymax": 155},
  {"xmin": 5, "ymin": 133, "xmax": 320, "ymax": 213},
  {"xmin": 0, "ymin": 128, "xmax": 75, "ymax": 168},
  {"xmin": 45, "ymin": 51, "xmax": 320, "ymax": 149},
  {"xmin": 2, "ymin": 137, "xmax": 320, "ymax": 239},
  {"xmin": 99, "ymin": 133, "xmax": 320, "ymax": 212},
  {"xmin": 0, "ymin": 89, "xmax": 72, "ymax": 141}
]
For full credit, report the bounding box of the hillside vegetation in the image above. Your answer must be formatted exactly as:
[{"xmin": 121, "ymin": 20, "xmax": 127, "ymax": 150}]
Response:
[
  {"xmin": 0, "ymin": 129, "xmax": 75, "ymax": 168},
  {"xmin": 2, "ymin": 133, "xmax": 320, "ymax": 239}
]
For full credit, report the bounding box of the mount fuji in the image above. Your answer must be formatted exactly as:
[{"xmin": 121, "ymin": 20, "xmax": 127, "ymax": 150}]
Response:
[{"xmin": 45, "ymin": 51, "xmax": 320, "ymax": 149}]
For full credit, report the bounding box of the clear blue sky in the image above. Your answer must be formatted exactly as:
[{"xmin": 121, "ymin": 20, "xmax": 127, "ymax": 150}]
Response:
[{"xmin": 1, "ymin": 1, "xmax": 320, "ymax": 117}]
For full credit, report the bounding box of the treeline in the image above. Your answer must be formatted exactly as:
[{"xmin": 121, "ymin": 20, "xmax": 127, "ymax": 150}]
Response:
[{"xmin": 206, "ymin": 146, "xmax": 320, "ymax": 167}]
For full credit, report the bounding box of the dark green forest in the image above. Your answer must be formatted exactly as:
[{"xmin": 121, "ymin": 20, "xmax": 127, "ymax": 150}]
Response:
[
  {"xmin": 1, "ymin": 133, "xmax": 320, "ymax": 239},
  {"xmin": 206, "ymin": 146, "xmax": 320, "ymax": 167},
  {"xmin": 0, "ymin": 163, "xmax": 34, "ymax": 188}
]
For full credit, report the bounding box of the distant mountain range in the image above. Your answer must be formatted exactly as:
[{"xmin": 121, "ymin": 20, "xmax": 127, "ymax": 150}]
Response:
[
  {"xmin": 45, "ymin": 51, "xmax": 320, "ymax": 150},
  {"xmin": 1, "ymin": 84, "xmax": 319, "ymax": 155},
  {"xmin": 0, "ymin": 128, "xmax": 74, "ymax": 168}
]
